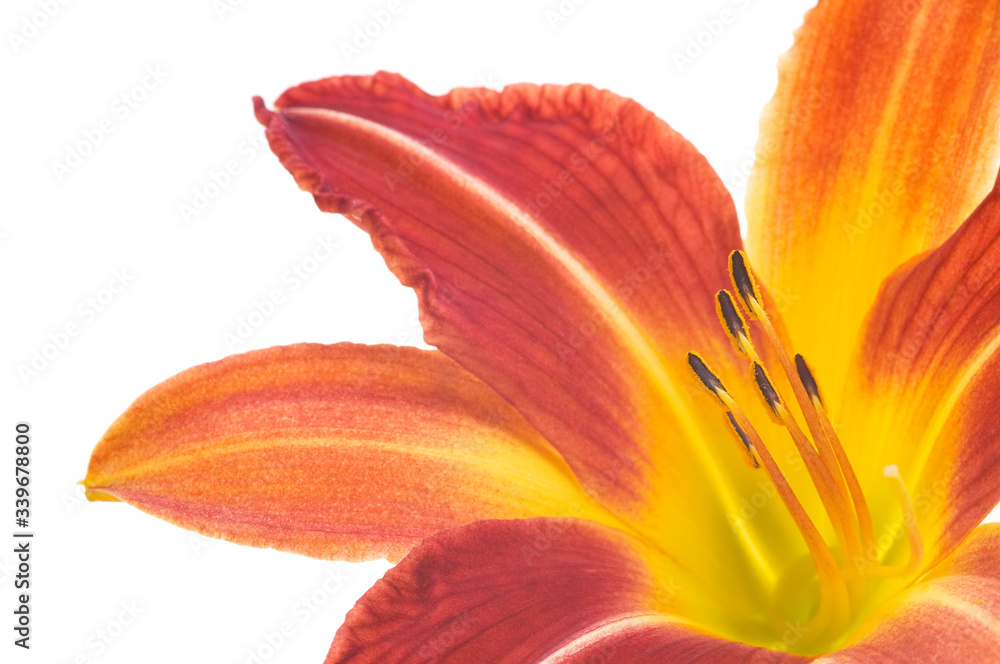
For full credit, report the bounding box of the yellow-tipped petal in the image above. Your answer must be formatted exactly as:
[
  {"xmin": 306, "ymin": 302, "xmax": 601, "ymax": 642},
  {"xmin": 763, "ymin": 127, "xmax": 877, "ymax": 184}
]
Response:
[
  {"xmin": 747, "ymin": 0, "xmax": 1000, "ymax": 411},
  {"xmin": 84, "ymin": 343, "xmax": 612, "ymax": 563}
]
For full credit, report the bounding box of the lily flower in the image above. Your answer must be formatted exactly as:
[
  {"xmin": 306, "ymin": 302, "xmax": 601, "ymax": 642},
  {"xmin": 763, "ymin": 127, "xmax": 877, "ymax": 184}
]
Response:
[{"xmin": 84, "ymin": 1, "xmax": 1000, "ymax": 661}]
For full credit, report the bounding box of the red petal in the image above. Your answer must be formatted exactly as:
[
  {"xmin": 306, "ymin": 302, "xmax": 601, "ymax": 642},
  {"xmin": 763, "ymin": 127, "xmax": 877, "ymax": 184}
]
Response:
[
  {"xmin": 846, "ymin": 170, "xmax": 1000, "ymax": 564},
  {"xmin": 84, "ymin": 343, "xmax": 606, "ymax": 563},
  {"xmin": 253, "ymin": 74, "xmax": 744, "ymax": 525},
  {"xmin": 325, "ymin": 518, "xmax": 807, "ymax": 664},
  {"xmin": 826, "ymin": 524, "xmax": 1000, "ymax": 662}
]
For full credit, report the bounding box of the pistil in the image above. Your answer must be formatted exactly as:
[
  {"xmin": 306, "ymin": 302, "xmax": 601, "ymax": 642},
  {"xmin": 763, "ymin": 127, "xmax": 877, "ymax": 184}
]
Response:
[{"xmin": 843, "ymin": 465, "xmax": 924, "ymax": 580}]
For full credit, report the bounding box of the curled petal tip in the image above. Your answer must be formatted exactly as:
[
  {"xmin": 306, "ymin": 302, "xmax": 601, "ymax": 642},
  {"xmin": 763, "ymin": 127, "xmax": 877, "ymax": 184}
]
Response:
[{"xmin": 252, "ymin": 95, "xmax": 273, "ymax": 125}]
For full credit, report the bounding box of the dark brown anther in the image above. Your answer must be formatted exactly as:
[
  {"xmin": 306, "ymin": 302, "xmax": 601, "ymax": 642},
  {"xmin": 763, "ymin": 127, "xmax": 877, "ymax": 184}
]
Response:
[
  {"xmin": 725, "ymin": 411, "xmax": 759, "ymax": 468},
  {"xmin": 729, "ymin": 250, "xmax": 761, "ymax": 315},
  {"xmin": 687, "ymin": 352, "xmax": 728, "ymax": 403},
  {"xmin": 753, "ymin": 362, "xmax": 782, "ymax": 418},
  {"xmin": 716, "ymin": 290, "xmax": 748, "ymax": 354},
  {"xmin": 795, "ymin": 354, "xmax": 823, "ymax": 406}
]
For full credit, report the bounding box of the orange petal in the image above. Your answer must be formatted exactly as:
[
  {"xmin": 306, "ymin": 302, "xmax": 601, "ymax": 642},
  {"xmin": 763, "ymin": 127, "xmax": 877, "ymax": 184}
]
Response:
[
  {"xmin": 83, "ymin": 343, "xmax": 611, "ymax": 563},
  {"xmin": 842, "ymin": 171, "xmax": 1000, "ymax": 569},
  {"xmin": 325, "ymin": 517, "xmax": 808, "ymax": 664},
  {"xmin": 746, "ymin": 0, "xmax": 1000, "ymax": 408},
  {"xmin": 822, "ymin": 524, "xmax": 1000, "ymax": 662},
  {"xmin": 253, "ymin": 75, "xmax": 788, "ymax": 593}
]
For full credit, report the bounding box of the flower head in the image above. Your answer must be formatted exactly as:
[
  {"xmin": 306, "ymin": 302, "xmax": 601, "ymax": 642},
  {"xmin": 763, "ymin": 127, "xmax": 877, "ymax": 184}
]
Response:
[{"xmin": 85, "ymin": 0, "xmax": 1000, "ymax": 660}]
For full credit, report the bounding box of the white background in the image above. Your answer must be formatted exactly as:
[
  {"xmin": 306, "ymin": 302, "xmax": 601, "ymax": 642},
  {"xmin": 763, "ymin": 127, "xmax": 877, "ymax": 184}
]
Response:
[{"xmin": 3, "ymin": 1, "xmax": 997, "ymax": 663}]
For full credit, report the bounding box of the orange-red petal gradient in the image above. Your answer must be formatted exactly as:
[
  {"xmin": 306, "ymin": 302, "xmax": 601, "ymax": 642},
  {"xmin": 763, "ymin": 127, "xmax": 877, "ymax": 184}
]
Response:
[
  {"xmin": 325, "ymin": 518, "xmax": 808, "ymax": 664},
  {"xmin": 83, "ymin": 343, "xmax": 611, "ymax": 563},
  {"xmin": 252, "ymin": 76, "xmax": 786, "ymax": 593},
  {"xmin": 746, "ymin": 0, "xmax": 1000, "ymax": 411},
  {"xmin": 253, "ymin": 74, "xmax": 745, "ymax": 510},
  {"xmin": 817, "ymin": 524, "xmax": 1000, "ymax": 662},
  {"xmin": 845, "ymin": 170, "xmax": 1000, "ymax": 570}
]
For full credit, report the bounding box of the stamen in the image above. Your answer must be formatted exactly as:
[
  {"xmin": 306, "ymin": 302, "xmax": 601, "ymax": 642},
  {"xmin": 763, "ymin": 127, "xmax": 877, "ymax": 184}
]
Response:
[
  {"xmin": 797, "ymin": 353, "xmax": 878, "ymax": 559},
  {"xmin": 751, "ymin": 361, "xmax": 866, "ymax": 607},
  {"xmin": 688, "ymin": 354, "xmax": 761, "ymax": 469},
  {"xmin": 724, "ymin": 411, "xmax": 760, "ymax": 469},
  {"xmin": 716, "ymin": 290, "xmax": 754, "ymax": 357},
  {"xmin": 688, "ymin": 352, "xmax": 850, "ymax": 616},
  {"xmin": 689, "ymin": 367, "xmax": 851, "ymax": 639},
  {"xmin": 752, "ymin": 362, "xmax": 783, "ymax": 423},
  {"xmin": 693, "ymin": 252, "xmax": 929, "ymax": 643},
  {"xmin": 729, "ymin": 250, "xmax": 762, "ymax": 318},
  {"xmin": 795, "ymin": 354, "xmax": 823, "ymax": 405},
  {"xmin": 687, "ymin": 352, "xmax": 728, "ymax": 404},
  {"xmin": 730, "ymin": 253, "xmax": 866, "ymax": 580},
  {"xmin": 686, "ymin": 347, "xmax": 852, "ymax": 631},
  {"xmin": 721, "ymin": 404, "xmax": 852, "ymax": 639}
]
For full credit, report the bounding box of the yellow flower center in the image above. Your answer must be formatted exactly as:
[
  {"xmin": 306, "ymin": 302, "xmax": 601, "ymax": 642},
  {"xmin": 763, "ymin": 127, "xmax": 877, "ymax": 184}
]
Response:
[{"xmin": 687, "ymin": 251, "xmax": 924, "ymax": 653}]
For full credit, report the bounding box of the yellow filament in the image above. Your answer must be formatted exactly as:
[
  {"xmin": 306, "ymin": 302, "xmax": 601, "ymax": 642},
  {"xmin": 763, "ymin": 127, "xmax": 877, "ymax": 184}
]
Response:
[
  {"xmin": 748, "ymin": 297, "xmax": 858, "ymax": 521},
  {"xmin": 812, "ymin": 397, "xmax": 879, "ymax": 562},
  {"xmin": 733, "ymin": 252, "xmax": 877, "ymax": 574},
  {"xmin": 751, "ymin": 356, "xmax": 858, "ymax": 568},
  {"xmin": 737, "ymin": 332, "xmax": 762, "ymax": 365},
  {"xmin": 773, "ymin": 403, "xmax": 865, "ymax": 610},
  {"xmin": 737, "ymin": 325, "xmax": 865, "ymax": 609},
  {"xmin": 693, "ymin": 253, "xmax": 930, "ymax": 649},
  {"xmin": 719, "ymin": 396, "xmax": 852, "ymax": 641}
]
